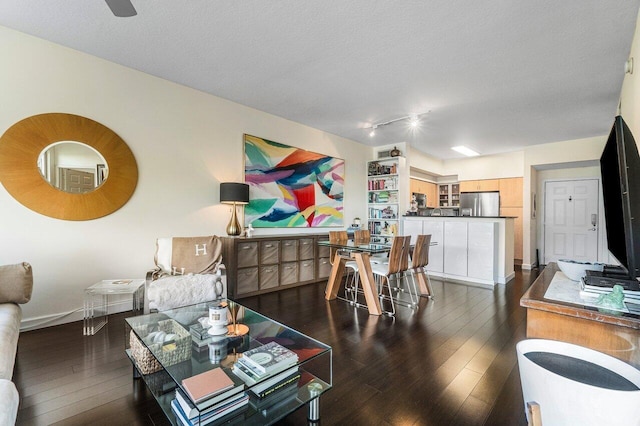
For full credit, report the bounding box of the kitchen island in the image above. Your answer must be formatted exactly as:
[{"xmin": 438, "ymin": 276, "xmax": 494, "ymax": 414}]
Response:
[{"xmin": 402, "ymin": 216, "xmax": 515, "ymax": 285}]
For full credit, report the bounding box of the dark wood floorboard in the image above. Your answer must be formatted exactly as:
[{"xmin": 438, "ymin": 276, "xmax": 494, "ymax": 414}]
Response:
[{"xmin": 13, "ymin": 268, "xmax": 538, "ymax": 425}]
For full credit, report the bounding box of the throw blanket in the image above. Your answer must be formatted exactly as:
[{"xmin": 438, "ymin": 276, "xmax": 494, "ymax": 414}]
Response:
[
  {"xmin": 147, "ymin": 274, "xmax": 219, "ymax": 312},
  {"xmin": 154, "ymin": 236, "xmax": 222, "ymax": 278}
]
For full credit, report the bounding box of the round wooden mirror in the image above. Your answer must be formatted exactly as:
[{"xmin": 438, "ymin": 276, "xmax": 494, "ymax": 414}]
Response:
[{"xmin": 0, "ymin": 113, "xmax": 138, "ymax": 220}]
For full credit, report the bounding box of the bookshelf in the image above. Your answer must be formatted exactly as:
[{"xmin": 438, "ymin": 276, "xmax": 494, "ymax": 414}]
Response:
[{"xmin": 367, "ymin": 157, "xmax": 408, "ymax": 242}]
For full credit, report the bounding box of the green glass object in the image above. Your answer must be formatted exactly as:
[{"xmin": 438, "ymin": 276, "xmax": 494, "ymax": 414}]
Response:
[{"xmin": 596, "ymin": 285, "xmax": 626, "ymax": 312}]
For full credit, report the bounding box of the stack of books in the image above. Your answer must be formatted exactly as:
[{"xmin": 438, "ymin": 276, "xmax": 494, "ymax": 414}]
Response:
[
  {"xmin": 171, "ymin": 367, "xmax": 247, "ymax": 426},
  {"xmin": 232, "ymin": 341, "xmax": 301, "ymax": 398}
]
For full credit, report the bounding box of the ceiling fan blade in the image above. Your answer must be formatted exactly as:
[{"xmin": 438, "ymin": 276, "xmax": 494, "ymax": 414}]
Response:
[{"xmin": 105, "ymin": 0, "xmax": 137, "ymax": 17}]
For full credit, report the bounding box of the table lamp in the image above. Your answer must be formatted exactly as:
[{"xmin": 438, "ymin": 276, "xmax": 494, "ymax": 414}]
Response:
[{"xmin": 220, "ymin": 182, "xmax": 249, "ymax": 236}]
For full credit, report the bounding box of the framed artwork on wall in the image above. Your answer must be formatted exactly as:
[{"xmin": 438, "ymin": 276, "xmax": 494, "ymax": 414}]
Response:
[{"xmin": 244, "ymin": 134, "xmax": 344, "ymax": 228}]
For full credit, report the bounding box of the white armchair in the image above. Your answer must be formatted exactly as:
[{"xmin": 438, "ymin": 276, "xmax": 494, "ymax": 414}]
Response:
[{"xmin": 145, "ymin": 236, "xmax": 227, "ymax": 313}]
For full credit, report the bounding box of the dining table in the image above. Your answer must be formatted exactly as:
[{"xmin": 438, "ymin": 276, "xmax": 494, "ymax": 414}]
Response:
[{"xmin": 317, "ymin": 240, "xmax": 435, "ymax": 315}]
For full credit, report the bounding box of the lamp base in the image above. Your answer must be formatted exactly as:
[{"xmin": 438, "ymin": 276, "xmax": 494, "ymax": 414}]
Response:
[{"xmin": 226, "ymin": 204, "xmax": 242, "ymax": 236}]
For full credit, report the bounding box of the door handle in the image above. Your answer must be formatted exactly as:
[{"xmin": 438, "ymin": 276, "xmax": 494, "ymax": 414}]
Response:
[{"xmin": 588, "ymin": 228, "xmax": 596, "ymax": 231}]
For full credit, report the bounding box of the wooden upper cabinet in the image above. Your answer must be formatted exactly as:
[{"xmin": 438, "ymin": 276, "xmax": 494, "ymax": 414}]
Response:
[
  {"xmin": 409, "ymin": 179, "xmax": 438, "ymax": 207},
  {"xmin": 425, "ymin": 182, "xmax": 437, "ymax": 207},
  {"xmin": 460, "ymin": 179, "xmax": 500, "ymax": 192},
  {"xmin": 410, "ymin": 178, "xmax": 421, "ymax": 195},
  {"xmin": 499, "ymin": 177, "xmax": 523, "ymax": 207}
]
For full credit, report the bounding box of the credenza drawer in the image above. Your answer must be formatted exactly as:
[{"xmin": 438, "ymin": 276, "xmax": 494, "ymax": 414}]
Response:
[
  {"xmin": 280, "ymin": 262, "xmax": 298, "ymax": 286},
  {"xmin": 237, "ymin": 242, "xmax": 258, "ymax": 268},
  {"xmin": 299, "ymin": 260, "xmax": 315, "ymax": 282},
  {"xmin": 237, "ymin": 267, "xmax": 259, "ymax": 294},
  {"xmin": 259, "ymin": 265, "xmax": 279, "ymax": 290},
  {"xmin": 318, "ymin": 257, "xmax": 331, "ymax": 279},
  {"xmin": 281, "ymin": 240, "xmax": 298, "ymax": 262},
  {"xmin": 299, "ymin": 238, "xmax": 315, "ymax": 260},
  {"xmin": 260, "ymin": 241, "xmax": 280, "ymax": 264}
]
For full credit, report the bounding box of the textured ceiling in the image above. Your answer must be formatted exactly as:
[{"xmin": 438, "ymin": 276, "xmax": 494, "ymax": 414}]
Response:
[{"xmin": 1, "ymin": 1, "xmax": 639, "ymax": 159}]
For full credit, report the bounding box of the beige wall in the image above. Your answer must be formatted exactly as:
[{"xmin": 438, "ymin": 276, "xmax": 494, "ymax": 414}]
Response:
[{"xmin": 0, "ymin": 26, "xmax": 370, "ymax": 329}]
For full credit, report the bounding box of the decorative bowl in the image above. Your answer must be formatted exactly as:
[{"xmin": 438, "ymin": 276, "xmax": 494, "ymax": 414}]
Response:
[{"xmin": 557, "ymin": 259, "xmax": 605, "ymax": 282}]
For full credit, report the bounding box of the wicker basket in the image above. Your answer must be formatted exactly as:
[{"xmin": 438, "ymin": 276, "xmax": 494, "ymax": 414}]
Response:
[{"xmin": 130, "ymin": 319, "xmax": 191, "ymax": 375}]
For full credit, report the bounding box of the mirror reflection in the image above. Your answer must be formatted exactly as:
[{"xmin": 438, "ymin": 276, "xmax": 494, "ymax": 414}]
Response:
[{"xmin": 37, "ymin": 141, "xmax": 108, "ymax": 193}]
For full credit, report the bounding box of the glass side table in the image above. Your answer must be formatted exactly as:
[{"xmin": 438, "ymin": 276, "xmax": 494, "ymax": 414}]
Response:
[{"xmin": 84, "ymin": 279, "xmax": 145, "ymax": 335}]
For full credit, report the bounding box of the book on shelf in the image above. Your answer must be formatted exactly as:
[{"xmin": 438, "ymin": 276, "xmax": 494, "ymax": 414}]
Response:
[
  {"xmin": 181, "ymin": 367, "xmax": 236, "ymax": 404},
  {"xmin": 239, "ymin": 341, "xmax": 299, "ymax": 375},
  {"xmin": 171, "ymin": 395, "xmax": 248, "ymax": 426},
  {"xmin": 175, "ymin": 387, "xmax": 246, "ymax": 419}
]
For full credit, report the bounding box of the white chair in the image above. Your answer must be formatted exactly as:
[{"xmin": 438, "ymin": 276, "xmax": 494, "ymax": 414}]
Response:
[
  {"xmin": 517, "ymin": 339, "xmax": 640, "ymax": 426},
  {"xmin": 370, "ymin": 235, "xmax": 411, "ymax": 315},
  {"xmin": 145, "ymin": 236, "xmax": 226, "ymax": 313}
]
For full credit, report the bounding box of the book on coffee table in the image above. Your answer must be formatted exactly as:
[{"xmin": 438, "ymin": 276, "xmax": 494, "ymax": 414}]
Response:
[
  {"xmin": 239, "ymin": 341, "xmax": 298, "ymax": 375},
  {"xmin": 181, "ymin": 367, "xmax": 237, "ymax": 404}
]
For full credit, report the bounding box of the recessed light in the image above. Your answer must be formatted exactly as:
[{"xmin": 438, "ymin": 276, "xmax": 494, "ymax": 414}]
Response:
[{"xmin": 451, "ymin": 146, "xmax": 479, "ymax": 157}]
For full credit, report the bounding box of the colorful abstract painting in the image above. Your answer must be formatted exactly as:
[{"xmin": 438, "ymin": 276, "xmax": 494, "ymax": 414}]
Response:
[{"xmin": 244, "ymin": 134, "xmax": 344, "ymax": 228}]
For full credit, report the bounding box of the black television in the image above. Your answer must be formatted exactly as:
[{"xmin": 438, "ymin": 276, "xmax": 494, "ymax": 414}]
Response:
[{"xmin": 596, "ymin": 115, "xmax": 640, "ymax": 289}]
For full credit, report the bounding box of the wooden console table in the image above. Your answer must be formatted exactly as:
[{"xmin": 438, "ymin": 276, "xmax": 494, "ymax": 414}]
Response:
[
  {"xmin": 521, "ymin": 262, "xmax": 640, "ymax": 367},
  {"xmin": 221, "ymin": 234, "xmax": 331, "ymax": 299}
]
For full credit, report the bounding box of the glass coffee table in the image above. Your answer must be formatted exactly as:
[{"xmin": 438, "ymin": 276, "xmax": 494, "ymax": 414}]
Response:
[{"xmin": 125, "ymin": 300, "xmax": 332, "ymax": 425}]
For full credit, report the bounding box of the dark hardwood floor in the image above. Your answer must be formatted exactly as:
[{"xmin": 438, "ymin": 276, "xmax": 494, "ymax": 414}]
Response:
[{"xmin": 13, "ymin": 268, "xmax": 538, "ymax": 425}]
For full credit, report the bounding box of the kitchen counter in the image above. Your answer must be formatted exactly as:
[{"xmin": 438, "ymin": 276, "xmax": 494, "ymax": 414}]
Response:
[
  {"xmin": 403, "ymin": 215, "xmax": 516, "ymax": 219},
  {"xmin": 402, "ymin": 216, "xmax": 515, "ymax": 285}
]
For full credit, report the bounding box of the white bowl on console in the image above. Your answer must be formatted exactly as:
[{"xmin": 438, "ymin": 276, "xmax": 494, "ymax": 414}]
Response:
[{"xmin": 557, "ymin": 259, "xmax": 605, "ymax": 282}]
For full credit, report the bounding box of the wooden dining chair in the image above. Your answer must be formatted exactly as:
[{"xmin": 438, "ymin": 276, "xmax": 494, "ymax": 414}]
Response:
[
  {"xmin": 370, "ymin": 235, "xmax": 412, "ymax": 315},
  {"xmin": 354, "ymin": 229, "xmax": 388, "ymax": 264},
  {"xmin": 353, "ymin": 229, "xmax": 371, "ymax": 243},
  {"xmin": 408, "ymin": 234, "xmax": 434, "ymax": 299}
]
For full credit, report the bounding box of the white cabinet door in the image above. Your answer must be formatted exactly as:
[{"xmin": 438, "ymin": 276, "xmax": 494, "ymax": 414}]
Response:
[
  {"xmin": 468, "ymin": 222, "xmax": 497, "ymax": 281},
  {"xmin": 444, "ymin": 221, "xmax": 468, "ymax": 276},
  {"xmin": 402, "ymin": 219, "xmax": 423, "ymax": 245},
  {"xmin": 423, "ymin": 220, "xmax": 444, "ymax": 273}
]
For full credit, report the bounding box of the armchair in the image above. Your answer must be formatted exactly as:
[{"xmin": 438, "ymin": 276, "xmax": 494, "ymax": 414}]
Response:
[{"xmin": 145, "ymin": 236, "xmax": 227, "ymax": 313}]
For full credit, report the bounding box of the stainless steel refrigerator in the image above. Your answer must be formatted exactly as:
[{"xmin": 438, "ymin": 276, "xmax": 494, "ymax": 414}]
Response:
[{"xmin": 459, "ymin": 191, "xmax": 500, "ymax": 216}]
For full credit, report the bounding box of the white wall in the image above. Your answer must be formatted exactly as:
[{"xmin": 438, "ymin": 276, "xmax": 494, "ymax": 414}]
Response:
[
  {"xmin": 443, "ymin": 150, "xmax": 524, "ymax": 181},
  {"xmin": 0, "ymin": 26, "xmax": 369, "ymax": 330}
]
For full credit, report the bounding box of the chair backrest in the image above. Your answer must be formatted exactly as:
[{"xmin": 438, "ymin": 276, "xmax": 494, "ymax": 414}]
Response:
[
  {"xmin": 387, "ymin": 235, "xmax": 411, "ymax": 275},
  {"xmin": 354, "ymin": 229, "xmax": 371, "ymax": 244},
  {"xmin": 329, "ymin": 231, "xmax": 348, "ymax": 265},
  {"xmin": 412, "ymin": 234, "xmax": 432, "ymax": 269}
]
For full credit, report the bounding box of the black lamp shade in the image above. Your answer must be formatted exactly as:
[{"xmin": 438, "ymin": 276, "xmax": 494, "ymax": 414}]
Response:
[{"xmin": 220, "ymin": 182, "xmax": 249, "ymax": 204}]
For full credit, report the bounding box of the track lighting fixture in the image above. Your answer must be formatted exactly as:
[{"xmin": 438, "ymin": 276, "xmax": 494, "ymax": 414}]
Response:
[{"xmin": 365, "ymin": 111, "xmax": 428, "ymax": 136}]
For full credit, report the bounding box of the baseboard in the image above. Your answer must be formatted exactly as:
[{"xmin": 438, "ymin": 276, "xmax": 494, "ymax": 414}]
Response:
[{"xmin": 21, "ymin": 299, "xmax": 133, "ymax": 331}]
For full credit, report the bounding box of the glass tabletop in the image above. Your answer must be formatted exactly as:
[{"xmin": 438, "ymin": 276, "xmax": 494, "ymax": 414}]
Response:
[
  {"xmin": 125, "ymin": 300, "xmax": 332, "ymax": 425},
  {"xmin": 317, "ymin": 240, "xmax": 393, "ymax": 254}
]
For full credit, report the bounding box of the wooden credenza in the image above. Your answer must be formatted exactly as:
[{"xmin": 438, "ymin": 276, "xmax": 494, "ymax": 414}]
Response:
[
  {"xmin": 521, "ymin": 263, "xmax": 640, "ymax": 367},
  {"xmin": 221, "ymin": 234, "xmax": 331, "ymax": 298}
]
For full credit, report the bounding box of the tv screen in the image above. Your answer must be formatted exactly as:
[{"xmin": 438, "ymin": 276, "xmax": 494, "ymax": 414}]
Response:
[{"xmin": 600, "ymin": 115, "xmax": 640, "ymax": 280}]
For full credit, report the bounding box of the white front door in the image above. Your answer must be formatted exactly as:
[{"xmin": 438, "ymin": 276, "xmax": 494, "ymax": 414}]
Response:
[{"xmin": 544, "ymin": 179, "xmax": 599, "ymax": 264}]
